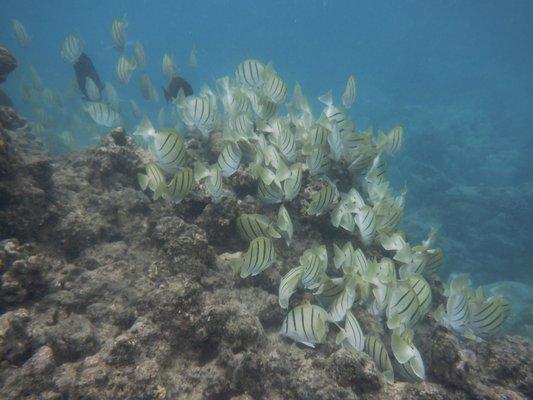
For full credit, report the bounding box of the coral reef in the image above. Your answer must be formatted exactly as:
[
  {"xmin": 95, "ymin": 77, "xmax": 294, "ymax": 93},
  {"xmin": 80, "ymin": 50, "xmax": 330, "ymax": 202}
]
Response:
[
  {"xmin": 0, "ymin": 47, "xmax": 17, "ymax": 84},
  {"xmin": 0, "ymin": 109, "xmax": 531, "ymax": 399}
]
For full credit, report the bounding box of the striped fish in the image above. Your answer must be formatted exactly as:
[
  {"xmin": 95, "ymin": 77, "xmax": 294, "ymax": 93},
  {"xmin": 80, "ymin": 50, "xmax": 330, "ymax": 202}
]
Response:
[
  {"xmin": 12, "ymin": 19, "xmax": 31, "ymax": 47},
  {"xmin": 134, "ymin": 41, "xmax": 147, "ymax": 68},
  {"xmin": 218, "ymin": 77, "xmax": 251, "ymax": 115},
  {"xmin": 84, "ymin": 77, "xmax": 100, "ymax": 101},
  {"xmin": 236, "ymin": 214, "xmax": 281, "ymax": 242},
  {"xmin": 61, "ymin": 34, "xmax": 82, "ymax": 64},
  {"xmin": 469, "ymin": 297, "xmax": 508, "ymax": 338},
  {"xmin": 407, "ymin": 275, "xmax": 432, "ymax": 319},
  {"xmin": 366, "ymin": 155, "xmax": 387, "ymax": 186},
  {"xmin": 239, "ymin": 236, "xmax": 276, "ymax": 278},
  {"xmin": 279, "ymin": 266, "xmax": 304, "ymax": 308},
  {"xmin": 163, "ymin": 168, "xmax": 194, "ymax": 204},
  {"xmin": 307, "ymin": 123, "xmax": 330, "ymax": 148},
  {"xmin": 280, "ymin": 304, "xmax": 329, "ymax": 348},
  {"xmin": 342, "ymin": 130, "xmax": 372, "ymax": 152},
  {"xmin": 364, "ymin": 335, "xmax": 394, "ymax": 383},
  {"xmin": 205, "ymin": 165, "xmax": 225, "ymax": 203},
  {"xmin": 283, "ymin": 163, "xmax": 303, "ymax": 201},
  {"xmin": 375, "ymin": 202, "xmax": 403, "ymax": 235},
  {"xmin": 341, "ymin": 75, "xmax": 357, "ymax": 109},
  {"xmin": 300, "ymin": 246, "xmax": 328, "ymax": 290},
  {"xmin": 377, "ymin": 126, "xmax": 403, "ymax": 155},
  {"xmin": 328, "ymin": 284, "xmax": 356, "ymax": 322},
  {"xmin": 272, "ymin": 127, "xmax": 297, "ymax": 162},
  {"xmin": 104, "ymin": 82, "xmax": 120, "ymax": 109},
  {"xmin": 235, "ymin": 59, "xmax": 265, "ymax": 88},
  {"xmin": 306, "ymin": 147, "xmax": 330, "ymax": 176},
  {"xmin": 111, "ymin": 18, "xmax": 127, "ymax": 53},
  {"xmin": 446, "ymin": 291, "xmax": 470, "ymax": 333},
  {"xmin": 250, "ymin": 93, "xmax": 278, "ymax": 121},
  {"xmin": 327, "ymin": 125, "xmax": 343, "ymax": 162},
  {"xmin": 354, "ymin": 205, "xmax": 376, "ymax": 246},
  {"xmin": 336, "ymin": 310, "xmax": 365, "ymax": 351},
  {"xmin": 347, "ymin": 147, "xmax": 376, "ymax": 175},
  {"xmin": 84, "ymin": 102, "xmax": 122, "ymax": 127},
  {"xmin": 258, "ymin": 180, "xmax": 284, "ymax": 204},
  {"xmin": 306, "ymin": 183, "xmax": 338, "ymax": 216},
  {"xmin": 263, "ymin": 73, "xmax": 287, "ymax": 104},
  {"xmin": 230, "ymin": 113, "xmax": 254, "ymax": 138},
  {"xmin": 424, "ymin": 248, "xmax": 443, "ymax": 277},
  {"xmin": 162, "ymin": 53, "xmax": 176, "ymax": 81},
  {"xmin": 140, "ymin": 74, "xmax": 157, "ymax": 101},
  {"xmin": 116, "ymin": 56, "xmax": 136, "ymax": 84},
  {"xmin": 217, "ymin": 142, "xmax": 242, "ymax": 177},
  {"xmin": 180, "ymin": 95, "xmax": 217, "ymax": 137},
  {"xmin": 391, "ymin": 329, "xmax": 425, "ymax": 381},
  {"xmin": 386, "ymin": 282, "xmax": 421, "ymax": 330},
  {"xmin": 277, "ymin": 205, "xmax": 293, "ymax": 245},
  {"xmin": 138, "ymin": 163, "xmax": 166, "ymax": 200},
  {"xmin": 316, "ymin": 277, "xmax": 345, "ymax": 308}
]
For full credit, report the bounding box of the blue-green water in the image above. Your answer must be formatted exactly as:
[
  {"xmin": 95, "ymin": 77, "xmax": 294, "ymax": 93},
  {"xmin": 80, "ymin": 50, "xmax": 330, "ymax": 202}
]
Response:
[{"xmin": 1, "ymin": 0, "xmax": 532, "ymax": 292}]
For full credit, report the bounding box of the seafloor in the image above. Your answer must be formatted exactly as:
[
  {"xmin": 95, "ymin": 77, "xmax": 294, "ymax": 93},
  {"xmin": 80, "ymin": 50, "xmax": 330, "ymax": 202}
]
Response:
[{"xmin": 0, "ymin": 51, "xmax": 532, "ymax": 399}]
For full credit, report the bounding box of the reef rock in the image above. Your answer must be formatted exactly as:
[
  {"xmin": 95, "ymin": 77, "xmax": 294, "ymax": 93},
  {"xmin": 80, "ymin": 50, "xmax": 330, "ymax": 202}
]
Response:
[
  {"xmin": 0, "ymin": 110, "xmax": 531, "ymax": 400},
  {"xmin": 0, "ymin": 47, "xmax": 17, "ymax": 84}
]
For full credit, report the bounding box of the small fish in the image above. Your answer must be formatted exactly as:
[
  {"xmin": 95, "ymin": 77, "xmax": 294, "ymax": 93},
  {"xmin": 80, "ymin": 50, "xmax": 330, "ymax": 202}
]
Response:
[
  {"xmin": 103, "ymin": 82, "xmax": 120, "ymax": 109},
  {"xmin": 84, "ymin": 77, "xmax": 100, "ymax": 101},
  {"xmin": 280, "ymin": 303, "xmax": 329, "ymax": 348},
  {"xmin": 134, "ymin": 117, "xmax": 188, "ymax": 174},
  {"xmin": 424, "ymin": 248, "xmax": 444, "ymax": 277},
  {"xmin": 217, "ymin": 142, "xmax": 242, "ymax": 177},
  {"xmin": 271, "ymin": 126, "xmax": 297, "ymax": 162},
  {"xmin": 342, "ymin": 75, "xmax": 357, "ymax": 109},
  {"xmin": 354, "ymin": 205, "xmax": 376, "ymax": 246},
  {"xmin": 336, "ymin": 310, "xmax": 365, "ymax": 351},
  {"xmin": 189, "ymin": 44, "xmax": 197, "ymax": 68},
  {"xmin": 116, "ymin": 55, "xmax": 136, "ymax": 84},
  {"xmin": 366, "ymin": 155, "xmax": 387, "ymax": 186},
  {"xmin": 84, "ymin": 102, "xmax": 122, "ymax": 127},
  {"xmin": 163, "ymin": 167, "xmax": 194, "ymax": 203},
  {"xmin": 406, "ymin": 275, "xmax": 432, "ymax": 317},
  {"xmin": 391, "ymin": 329, "xmax": 425, "ymax": 381},
  {"xmin": 230, "ymin": 113, "xmax": 254, "ymax": 138},
  {"xmin": 249, "ymin": 92, "xmax": 278, "ymax": 121},
  {"xmin": 12, "ymin": 19, "xmax": 31, "ymax": 47},
  {"xmin": 377, "ymin": 126, "xmax": 403, "ymax": 155},
  {"xmin": 61, "ymin": 34, "xmax": 83, "ymax": 64},
  {"xmin": 138, "ymin": 162, "xmax": 166, "ymax": 200},
  {"xmin": 316, "ymin": 277, "xmax": 345, "ymax": 308},
  {"xmin": 364, "ymin": 335, "xmax": 394, "ymax": 383},
  {"xmin": 283, "ymin": 163, "xmax": 303, "ymax": 201},
  {"xmin": 327, "ymin": 124, "xmax": 343, "ymax": 162},
  {"xmin": 279, "ymin": 266, "xmax": 304, "ymax": 308},
  {"xmin": 262, "ymin": 71, "xmax": 287, "ymax": 104},
  {"xmin": 204, "ymin": 165, "xmax": 225, "ymax": 203},
  {"xmin": 140, "ymin": 74, "xmax": 158, "ymax": 101},
  {"xmin": 306, "ymin": 183, "xmax": 338, "ymax": 216},
  {"xmin": 134, "ymin": 41, "xmax": 147, "ymax": 68},
  {"xmin": 300, "ymin": 245, "xmax": 328, "ymax": 290},
  {"xmin": 236, "ymin": 214, "xmax": 281, "ymax": 242},
  {"xmin": 217, "ymin": 76, "xmax": 250, "ymax": 115},
  {"xmin": 111, "ymin": 18, "xmax": 127, "ymax": 53},
  {"xmin": 129, "ymin": 99, "xmax": 142, "ymax": 119},
  {"xmin": 239, "ymin": 236, "xmax": 276, "ymax": 278},
  {"xmin": 258, "ymin": 180, "xmax": 284, "ymax": 204},
  {"xmin": 307, "ymin": 123, "xmax": 330, "ymax": 148},
  {"xmin": 74, "ymin": 53, "xmax": 104, "ymax": 100},
  {"xmin": 386, "ymin": 282, "xmax": 420, "ymax": 330},
  {"xmin": 162, "ymin": 53, "xmax": 177, "ymax": 81},
  {"xmin": 469, "ymin": 296, "xmax": 508, "ymax": 338},
  {"xmin": 306, "ymin": 146, "xmax": 330, "ymax": 176},
  {"xmin": 179, "ymin": 95, "xmax": 217, "ymax": 137},
  {"xmin": 235, "ymin": 59, "xmax": 265, "ymax": 88},
  {"xmin": 164, "ymin": 76, "xmax": 194, "ymax": 102},
  {"xmin": 276, "ymin": 205, "xmax": 293, "ymax": 245},
  {"xmin": 328, "ymin": 284, "xmax": 356, "ymax": 322}
]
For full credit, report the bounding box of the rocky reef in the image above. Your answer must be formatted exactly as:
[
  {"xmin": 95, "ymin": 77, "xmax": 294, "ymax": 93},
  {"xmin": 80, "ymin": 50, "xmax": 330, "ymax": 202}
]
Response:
[{"xmin": 0, "ymin": 108, "xmax": 531, "ymax": 399}]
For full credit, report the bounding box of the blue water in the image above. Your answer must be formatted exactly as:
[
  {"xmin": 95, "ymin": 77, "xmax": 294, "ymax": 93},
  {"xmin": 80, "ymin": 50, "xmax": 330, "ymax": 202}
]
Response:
[{"xmin": 1, "ymin": 0, "xmax": 532, "ymax": 289}]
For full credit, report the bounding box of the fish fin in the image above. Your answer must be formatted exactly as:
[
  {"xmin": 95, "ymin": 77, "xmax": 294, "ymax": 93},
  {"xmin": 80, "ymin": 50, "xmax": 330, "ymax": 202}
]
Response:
[
  {"xmin": 335, "ymin": 328, "xmax": 347, "ymax": 346},
  {"xmin": 137, "ymin": 173, "xmax": 148, "ymax": 191},
  {"xmin": 133, "ymin": 116, "xmax": 155, "ymax": 137},
  {"xmin": 153, "ymin": 183, "xmax": 165, "ymax": 200},
  {"xmin": 318, "ymin": 90, "xmax": 333, "ymax": 106},
  {"xmin": 268, "ymin": 225, "xmax": 282, "ymax": 239}
]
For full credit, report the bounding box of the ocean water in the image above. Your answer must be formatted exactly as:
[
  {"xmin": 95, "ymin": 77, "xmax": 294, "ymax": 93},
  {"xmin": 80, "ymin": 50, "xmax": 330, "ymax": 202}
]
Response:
[{"xmin": 1, "ymin": 0, "xmax": 532, "ymax": 335}]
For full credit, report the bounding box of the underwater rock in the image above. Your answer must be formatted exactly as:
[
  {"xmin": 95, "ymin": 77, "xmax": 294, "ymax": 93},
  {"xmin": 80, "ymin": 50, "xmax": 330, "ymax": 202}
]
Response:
[
  {"xmin": 0, "ymin": 308, "xmax": 31, "ymax": 364},
  {"xmin": 326, "ymin": 348, "xmax": 384, "ymax": 393},
  {"xmin": 0, "ymin": 47, "xmax": 17, "ymax": 84}
]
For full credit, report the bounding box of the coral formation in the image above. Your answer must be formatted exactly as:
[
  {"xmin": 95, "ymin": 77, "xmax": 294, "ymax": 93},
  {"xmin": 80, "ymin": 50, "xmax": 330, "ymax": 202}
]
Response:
[{"xmin": 0, "ymin": 97, "xmax": 531, "ymax": 399}]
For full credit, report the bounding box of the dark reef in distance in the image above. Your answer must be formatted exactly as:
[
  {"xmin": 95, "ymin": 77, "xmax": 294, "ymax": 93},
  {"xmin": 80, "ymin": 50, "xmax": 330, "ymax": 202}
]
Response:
[{"xmin": 0, "ymin": 106, "xmax": 531, "ymax": 399}]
